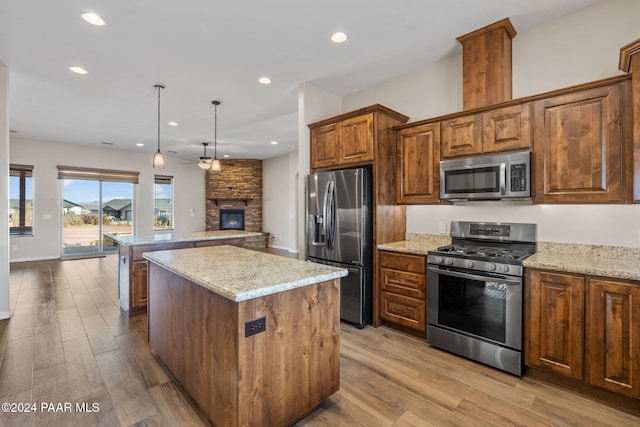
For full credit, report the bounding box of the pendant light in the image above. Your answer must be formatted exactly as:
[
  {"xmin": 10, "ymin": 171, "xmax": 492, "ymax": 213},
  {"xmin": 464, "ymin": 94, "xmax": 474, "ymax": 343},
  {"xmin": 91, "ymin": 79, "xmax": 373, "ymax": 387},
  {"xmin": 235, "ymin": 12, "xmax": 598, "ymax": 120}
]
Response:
[
  {"xmin": 198, "ymin": 142, "xmax": 213, "ymax": 169},
  {"xmin": 152, "ymin": 84, "xmax": 165, "ymax": 168},
  {"xmin": 210, "ymin": 100, "xmax": 222, "ymax": 172}
]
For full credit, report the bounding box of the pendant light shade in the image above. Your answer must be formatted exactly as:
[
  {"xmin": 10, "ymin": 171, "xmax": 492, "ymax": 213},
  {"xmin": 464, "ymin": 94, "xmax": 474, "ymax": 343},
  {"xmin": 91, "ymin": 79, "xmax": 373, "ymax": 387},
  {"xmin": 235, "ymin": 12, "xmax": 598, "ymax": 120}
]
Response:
[
  {"xmin": 198, "ymin": 142, "xmax": 213, "ymax": 169},
  {"xmin": 210, "ymin": 100, "xmax": 222, "ymax": 173},
  {"xmin": 153, "ymin": 84, "xmax": 165, "ymax": 168}
]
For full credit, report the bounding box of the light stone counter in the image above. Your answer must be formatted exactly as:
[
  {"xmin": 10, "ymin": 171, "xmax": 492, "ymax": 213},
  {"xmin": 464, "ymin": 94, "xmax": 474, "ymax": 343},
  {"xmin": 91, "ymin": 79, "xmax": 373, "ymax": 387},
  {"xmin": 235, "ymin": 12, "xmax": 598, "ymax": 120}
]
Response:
[
  {"xmin": 144, "ymin": 245, "xmax": 348, "ymax": 302},
  {"xmin": 523, "ymin": 242, "xmax": 640, "ymax": 282},
  {"xmin": 377, "ymin": 233, "xmax": 452, "ymax": 256},
  {"xmin": 107, "ymin": 230, "xmax": 262, "ymax": 246}
]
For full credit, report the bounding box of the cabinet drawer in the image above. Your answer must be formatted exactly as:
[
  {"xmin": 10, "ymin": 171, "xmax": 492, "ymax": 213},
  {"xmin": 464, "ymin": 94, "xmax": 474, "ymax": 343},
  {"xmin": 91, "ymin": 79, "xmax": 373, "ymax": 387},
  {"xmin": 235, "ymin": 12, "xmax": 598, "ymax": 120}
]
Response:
[
  {"xmin": 380, "ymin": 267, "xmax": 425, "ymax": 298},
  {"xmin": 132, "ymin": 242, "xmax": 194, "ymax": 261},
  {"xmin": 379, "ymin": 251, "xmax": 425, "ymax": 274},
  {"xmin": 195, "ymin": 238, "xmax": 243, "ymax": 248},
  {"xmin": 380, "ymin": 291, "xmax": 425, "ymax": 332}
]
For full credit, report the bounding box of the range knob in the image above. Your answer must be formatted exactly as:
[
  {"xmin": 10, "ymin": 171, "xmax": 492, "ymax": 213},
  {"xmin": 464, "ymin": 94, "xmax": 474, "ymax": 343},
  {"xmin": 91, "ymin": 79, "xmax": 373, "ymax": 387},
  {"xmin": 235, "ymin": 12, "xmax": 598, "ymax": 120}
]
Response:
[
  {"xmin": 487, "ymin": 263, "xmax": 497, "ymax": 272},
  {"xmin": 499, "ymin": 265, "xmax": 510, "ymax": 273},
  {"xmin": 465, "ymin": 260, "xmax": 475, "ymax": 268},
  {"xmin": 444, "ymin": 258, "xmax": 454, "ymax": 266},
  {"xmin": 433, "ymin": 256, "xmax": 444, "ymax": 264}
]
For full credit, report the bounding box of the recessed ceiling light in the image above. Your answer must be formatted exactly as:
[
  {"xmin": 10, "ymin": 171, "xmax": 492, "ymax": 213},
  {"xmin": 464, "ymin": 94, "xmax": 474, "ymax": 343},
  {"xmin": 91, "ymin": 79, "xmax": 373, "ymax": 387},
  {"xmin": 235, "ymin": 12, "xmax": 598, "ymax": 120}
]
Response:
[
  {"xmin": 331, "ymin": 32, "xmax": 348, "ymax": 43},
  {"xmin": 258, "ymin": 77, "xmax": 271, "ymax": 85},
  {"xmin": 136, "ymin": 143, "xmax": 144, "ymax": 147},
  {"xmin": 223, "ymin": 154, "xmax": 230, "ymax": 158},
  {"xmin": 69, "ymin": 66, "xmax": 88, "ymax": 75},
  {"xmin": 271, "ymin": 141, "xmax": 278, "ymax": 145},
  {"xmin": 168, "ymin": 121, "xmax": 178, "ymax": 126},
  {"xmin": 81, "ymin": 12, "xmax": 105, "ymax": 26}
]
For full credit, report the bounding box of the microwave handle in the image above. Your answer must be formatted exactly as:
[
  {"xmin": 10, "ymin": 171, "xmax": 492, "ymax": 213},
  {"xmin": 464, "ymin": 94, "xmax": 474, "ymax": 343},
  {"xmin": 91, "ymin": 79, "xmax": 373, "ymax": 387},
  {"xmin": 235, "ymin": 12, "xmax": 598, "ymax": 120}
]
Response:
[{"xmin": 499, "ymin": 163, "xmax": 506, "ymax": 196}]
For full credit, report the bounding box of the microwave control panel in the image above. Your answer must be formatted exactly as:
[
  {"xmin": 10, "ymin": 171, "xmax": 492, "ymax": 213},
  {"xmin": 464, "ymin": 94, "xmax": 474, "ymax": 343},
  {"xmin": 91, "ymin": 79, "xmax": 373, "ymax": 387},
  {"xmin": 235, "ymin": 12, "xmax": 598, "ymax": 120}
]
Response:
[{"xmin": 510, "ymin": 163, "xmax": 527, "ymax": 192}]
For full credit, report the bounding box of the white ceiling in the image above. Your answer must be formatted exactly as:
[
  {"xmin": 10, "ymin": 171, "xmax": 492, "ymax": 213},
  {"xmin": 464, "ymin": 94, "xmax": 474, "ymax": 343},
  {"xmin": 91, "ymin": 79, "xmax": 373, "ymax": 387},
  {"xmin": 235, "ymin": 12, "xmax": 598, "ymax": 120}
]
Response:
[{"xmin": 0, "ymin": 0, "xmax": 603, "ymax": 161}]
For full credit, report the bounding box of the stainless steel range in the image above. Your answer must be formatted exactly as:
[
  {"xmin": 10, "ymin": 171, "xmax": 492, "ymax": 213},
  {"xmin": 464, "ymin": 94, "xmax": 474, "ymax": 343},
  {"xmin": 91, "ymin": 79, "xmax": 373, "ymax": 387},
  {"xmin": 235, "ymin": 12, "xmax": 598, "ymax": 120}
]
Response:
[{"xmin": 427, "ymin": 221, "xmax": 537, "ymax": 376}]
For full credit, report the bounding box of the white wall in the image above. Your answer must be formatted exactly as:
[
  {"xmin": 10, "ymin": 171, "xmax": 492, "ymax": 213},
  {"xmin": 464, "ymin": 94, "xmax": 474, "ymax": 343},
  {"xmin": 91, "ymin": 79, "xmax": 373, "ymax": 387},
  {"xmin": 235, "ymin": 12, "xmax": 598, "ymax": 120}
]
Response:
[
  {"xmin": 342, "ymin": 0, "xmax": 640, "ymax": 248},
  {"xmin": 0, "ymin": 65, "xmax": 10, "ymax": 319},
  {"xmin": 263, "ymin": 152, "xmax": 300, "ymax": 252},
  {"xmin": 9, "ymin": 138, "xmax": 206, "ymax": 261}
]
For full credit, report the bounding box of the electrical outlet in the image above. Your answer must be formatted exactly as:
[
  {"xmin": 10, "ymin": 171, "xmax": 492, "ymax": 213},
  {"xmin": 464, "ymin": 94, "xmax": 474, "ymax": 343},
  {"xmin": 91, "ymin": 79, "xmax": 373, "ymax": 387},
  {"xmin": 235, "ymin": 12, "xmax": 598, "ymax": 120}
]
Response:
[
  {"xmin": 438, "ymin": 222, "xmax": 447, "ymax": 234},
  {"xmin": 245, "ymin": 316, "xmax": 266, "ymax": 337}
]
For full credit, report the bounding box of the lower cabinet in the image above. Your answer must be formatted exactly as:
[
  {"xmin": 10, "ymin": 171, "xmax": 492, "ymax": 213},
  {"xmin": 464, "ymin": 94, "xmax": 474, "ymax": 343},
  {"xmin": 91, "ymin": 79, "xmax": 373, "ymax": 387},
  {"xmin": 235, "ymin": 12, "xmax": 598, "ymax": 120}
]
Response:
[
  {"xmin": 132, "ymin": 261, "xmax": 148, "ymax": 308},
  {"xmin": 378, "ymin": 251, "xmax": 427, "ymax": 333},
  {"xmin": 525, "ymin": 268, "xmax": 640, "ymax": 399}
]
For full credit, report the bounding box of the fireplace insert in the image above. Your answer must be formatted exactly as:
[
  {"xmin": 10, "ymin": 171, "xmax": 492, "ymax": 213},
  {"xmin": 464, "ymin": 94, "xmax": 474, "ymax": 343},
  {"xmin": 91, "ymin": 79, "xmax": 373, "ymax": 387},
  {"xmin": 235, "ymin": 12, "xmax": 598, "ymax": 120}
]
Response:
[{"xmin": 220, "ymin": 209, "xmax": 245, "ymax": 230}]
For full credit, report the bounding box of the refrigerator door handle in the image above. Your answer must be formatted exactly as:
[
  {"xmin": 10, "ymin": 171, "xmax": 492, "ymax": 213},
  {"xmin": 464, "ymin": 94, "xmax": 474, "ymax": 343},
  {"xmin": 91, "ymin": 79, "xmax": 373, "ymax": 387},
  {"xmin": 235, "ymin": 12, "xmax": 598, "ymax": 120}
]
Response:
[{"xmin": 325, "ymin": 180, "xmax": 336, "ymax": 250}]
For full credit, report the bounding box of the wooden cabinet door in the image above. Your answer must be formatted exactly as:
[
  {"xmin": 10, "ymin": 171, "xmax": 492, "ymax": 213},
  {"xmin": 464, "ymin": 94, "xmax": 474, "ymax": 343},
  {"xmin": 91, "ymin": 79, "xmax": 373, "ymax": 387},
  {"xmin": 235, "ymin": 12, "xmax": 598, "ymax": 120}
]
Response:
[
  {"xmin": 340, "ymin": 113, "xmax": 374, "ymax": 164},
  {"xmin": 132, "ymin": 261, "xmax": 148, "ymax": 309},
  {"xmin": 396, "ymin": 123, "xmax": 441, "ymax": 204},
  {"xmin": 533, "ymin": 83, "xmax": 625, "ymax": 203},
  {"xmin": 441, "ymin": 114, "xmax": 482, "ymax": 158},
  {"xmin": 310, "ymin": 123, "xmax": 340, "ymax": 169},
  {"xmin": 482, "ymin": 103, "xmax": 532, "ymax": 153},
  {"xmin": 586, "ymin": 278, "xmax": 640, "ymax": 398},
  {"xmin": 379, "ymin": 292, "xmax": 426, "ymax": 332},
  {"xmin": 525, "ymin": 269, "xmax": 585, "ymax": 380}
]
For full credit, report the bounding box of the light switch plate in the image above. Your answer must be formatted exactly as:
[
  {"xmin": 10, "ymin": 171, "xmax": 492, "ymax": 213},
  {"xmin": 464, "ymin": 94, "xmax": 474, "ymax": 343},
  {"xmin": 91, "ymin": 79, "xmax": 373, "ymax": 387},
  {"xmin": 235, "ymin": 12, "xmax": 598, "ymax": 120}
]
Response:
[{"xmin": 438, "ymin": 222, "xmax": 447, "ymax": 234}]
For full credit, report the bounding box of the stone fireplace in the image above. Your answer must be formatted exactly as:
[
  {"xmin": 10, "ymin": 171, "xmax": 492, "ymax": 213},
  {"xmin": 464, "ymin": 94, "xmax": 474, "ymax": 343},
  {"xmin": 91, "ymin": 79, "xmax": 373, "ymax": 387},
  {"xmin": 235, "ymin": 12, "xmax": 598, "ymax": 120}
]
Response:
[{"xmin": 205, "ymin": 159, "xmax": 266, "ymax": 248}]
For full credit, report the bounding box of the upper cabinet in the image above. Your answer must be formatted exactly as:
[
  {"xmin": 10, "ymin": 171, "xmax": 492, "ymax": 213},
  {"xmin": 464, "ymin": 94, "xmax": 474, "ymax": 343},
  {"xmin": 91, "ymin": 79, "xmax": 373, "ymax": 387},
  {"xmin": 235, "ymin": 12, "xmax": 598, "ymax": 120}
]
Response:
[
  {"xmin": 441, "ymin": 103, "xmax": 532, "ymax": 158},
  {"xmin": 396, "ymin": 123, "xmax": 441, "ymax": 204},
  {"xmin": 309, "ymin": 105, "xmax": 408, "ymax": 170},
  {"xmin": 532, "ymin": 81, "xmax": 630, "ymax": 204}
]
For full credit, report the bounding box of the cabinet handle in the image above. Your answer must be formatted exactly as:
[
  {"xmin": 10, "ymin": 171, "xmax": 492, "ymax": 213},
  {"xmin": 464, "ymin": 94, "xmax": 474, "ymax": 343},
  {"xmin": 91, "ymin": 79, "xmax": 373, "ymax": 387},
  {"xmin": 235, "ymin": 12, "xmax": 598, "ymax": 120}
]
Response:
[{"xmin": 121, "ymin": 256, "xmax": 127, "ymax": 264}]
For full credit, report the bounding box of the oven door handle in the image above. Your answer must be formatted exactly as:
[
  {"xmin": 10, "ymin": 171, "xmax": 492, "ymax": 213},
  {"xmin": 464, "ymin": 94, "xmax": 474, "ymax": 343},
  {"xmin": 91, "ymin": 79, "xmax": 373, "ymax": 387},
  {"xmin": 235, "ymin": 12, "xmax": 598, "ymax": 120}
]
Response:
[{"xmin": 428, "ymin": 266, "xmax": 521, "ymax": 286}]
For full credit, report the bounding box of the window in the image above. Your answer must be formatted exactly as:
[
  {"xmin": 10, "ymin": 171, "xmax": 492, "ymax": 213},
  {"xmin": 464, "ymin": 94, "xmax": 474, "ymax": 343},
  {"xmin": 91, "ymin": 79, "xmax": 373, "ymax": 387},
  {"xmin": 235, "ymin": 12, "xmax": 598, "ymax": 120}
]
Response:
[
  {"xmin": 9, "ymin": 164, "xmax": 34, "ymax": 236},
  {"xmin": 154, "ymin": 175, "xmax": 173, "ymax": 230}
]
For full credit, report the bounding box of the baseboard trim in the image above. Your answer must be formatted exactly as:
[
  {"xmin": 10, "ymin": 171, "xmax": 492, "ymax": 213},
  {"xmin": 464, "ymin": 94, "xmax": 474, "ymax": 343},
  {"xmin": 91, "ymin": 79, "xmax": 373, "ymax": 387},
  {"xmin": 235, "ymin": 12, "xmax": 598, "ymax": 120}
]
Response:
[{"xmin": 10, "ymin": 256, "xmax": 59, "ymax": 263}]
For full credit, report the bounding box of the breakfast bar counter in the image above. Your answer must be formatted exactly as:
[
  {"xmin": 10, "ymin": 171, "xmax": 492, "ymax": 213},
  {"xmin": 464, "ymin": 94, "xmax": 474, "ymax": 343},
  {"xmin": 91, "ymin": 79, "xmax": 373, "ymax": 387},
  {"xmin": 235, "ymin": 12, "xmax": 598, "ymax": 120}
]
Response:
[
  {"xmin": 143, "ymin": 245, "xmax": 347, "ymax": 427},
  {"xmin": 108, "ymin": 230, "xmax": 261, "ymax": 314}
]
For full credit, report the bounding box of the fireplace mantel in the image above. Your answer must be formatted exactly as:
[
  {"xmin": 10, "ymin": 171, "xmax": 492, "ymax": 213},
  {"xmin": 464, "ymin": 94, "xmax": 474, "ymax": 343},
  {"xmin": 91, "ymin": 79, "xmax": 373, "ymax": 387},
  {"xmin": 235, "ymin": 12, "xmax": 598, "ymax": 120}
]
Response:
[{"xmin": 209, "ymin": 198, "xmax": 252, "ymax": 206}]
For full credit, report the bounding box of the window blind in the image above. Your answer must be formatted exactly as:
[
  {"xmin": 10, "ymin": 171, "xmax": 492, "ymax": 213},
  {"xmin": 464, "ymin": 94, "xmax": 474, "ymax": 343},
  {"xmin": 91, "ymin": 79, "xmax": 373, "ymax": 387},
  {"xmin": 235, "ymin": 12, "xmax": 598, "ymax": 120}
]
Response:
[{"xmin": 57, "ymin": 165, "xmax": 139, "ymax": 184}]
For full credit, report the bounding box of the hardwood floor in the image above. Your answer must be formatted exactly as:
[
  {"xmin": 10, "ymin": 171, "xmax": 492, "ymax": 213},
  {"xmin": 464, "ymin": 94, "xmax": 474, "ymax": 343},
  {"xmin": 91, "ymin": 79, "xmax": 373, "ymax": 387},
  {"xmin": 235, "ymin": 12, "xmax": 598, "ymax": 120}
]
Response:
[{"xmin": 0, "ymin": 255, "xmax": 638, "ymax": 426}]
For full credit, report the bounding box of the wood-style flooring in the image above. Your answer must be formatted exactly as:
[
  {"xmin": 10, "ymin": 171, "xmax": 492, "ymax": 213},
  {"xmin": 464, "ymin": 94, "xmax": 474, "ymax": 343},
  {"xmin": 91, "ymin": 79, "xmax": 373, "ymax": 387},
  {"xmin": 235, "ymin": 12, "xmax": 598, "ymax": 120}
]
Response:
[{"xmin": 0, "ymin": 255, "xmax": 638, "ymax": 426}]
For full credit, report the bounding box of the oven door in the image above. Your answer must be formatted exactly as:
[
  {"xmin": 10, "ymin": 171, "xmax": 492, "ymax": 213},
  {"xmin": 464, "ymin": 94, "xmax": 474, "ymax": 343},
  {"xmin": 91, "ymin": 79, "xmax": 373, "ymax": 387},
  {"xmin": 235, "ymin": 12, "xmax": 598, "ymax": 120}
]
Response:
[{"xmin": 427, "ymin": 266, "xmax": 522, "ymax": 350}]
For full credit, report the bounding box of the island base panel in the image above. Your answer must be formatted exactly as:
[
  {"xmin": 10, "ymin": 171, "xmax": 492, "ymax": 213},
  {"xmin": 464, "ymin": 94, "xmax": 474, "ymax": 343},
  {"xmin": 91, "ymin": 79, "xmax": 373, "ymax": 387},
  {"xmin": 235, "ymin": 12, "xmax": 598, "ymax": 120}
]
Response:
[{"xmin": 147, "ymin": 263, "xmax": 340, "ymax": 427}]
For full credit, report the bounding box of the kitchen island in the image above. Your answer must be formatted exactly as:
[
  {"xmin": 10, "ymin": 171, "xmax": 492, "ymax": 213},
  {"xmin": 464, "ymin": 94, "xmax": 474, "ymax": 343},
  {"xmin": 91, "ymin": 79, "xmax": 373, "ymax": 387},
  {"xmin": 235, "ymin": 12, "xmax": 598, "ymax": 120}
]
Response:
[
  {"xmin": 108, "ymin": 230, "xmax": 262, "ymax": 314},
  {"xmin": 144, "ymin": 245, "xmax": 347, "ymax": 427}
]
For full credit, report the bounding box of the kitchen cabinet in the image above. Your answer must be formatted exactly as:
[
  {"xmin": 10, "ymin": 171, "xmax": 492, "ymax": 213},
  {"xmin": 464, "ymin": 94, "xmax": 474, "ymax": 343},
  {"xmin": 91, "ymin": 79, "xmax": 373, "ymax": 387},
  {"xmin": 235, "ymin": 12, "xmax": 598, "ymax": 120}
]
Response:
[
  {"xmin": 378, "ymin": 250, "xmax": 426, "ymax": 333},
  {"xmin": 131, "ymin": 261, "xmax": 148, "ymax": 308},
  {"xmin": 526, "ymin": 268, "xmax": 640, "ymax": 399},
  {"xmin": 525, "ymin": 269, "xmax": 585, "ymax": 380},
  {"xmin": 532, "ymin": 82, "xmax": 629, "ymax": 203},
  {"xmin": 441, "ymin": 103, "xmax": 531, "ymax": 158},
  {"xmin": 586, "ymin": 277, "xmax": 640, "ymax": 398},
  {"xmin": 308, "ymin": 105, "xmax": 408, "ymax": 170},
  {"xmin": 310, "ymin": 123, "xmax": 340, "ymax": 169},
  {"xmin": 396, "ymin": 122, "xmax": 441, "ymax": 204}
]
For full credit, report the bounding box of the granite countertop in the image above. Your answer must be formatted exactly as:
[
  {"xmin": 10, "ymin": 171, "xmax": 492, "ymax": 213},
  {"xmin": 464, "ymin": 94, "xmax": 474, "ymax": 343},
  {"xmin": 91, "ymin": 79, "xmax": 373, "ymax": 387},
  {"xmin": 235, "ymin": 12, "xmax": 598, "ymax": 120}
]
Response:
[
  {"xmin": 107, "ymin": 230, "xmax": 262, "ymax": 246},
  {"xmin": 143, "ymin": 245, "xmax": 348, "ymax": 302},
  {"xmin": 377, "ymin": 233, "xmax": 452, "ymax": 256},
  {"xmin": 523, "ymin": 242, "xmax": 640, "ymax": 282}
]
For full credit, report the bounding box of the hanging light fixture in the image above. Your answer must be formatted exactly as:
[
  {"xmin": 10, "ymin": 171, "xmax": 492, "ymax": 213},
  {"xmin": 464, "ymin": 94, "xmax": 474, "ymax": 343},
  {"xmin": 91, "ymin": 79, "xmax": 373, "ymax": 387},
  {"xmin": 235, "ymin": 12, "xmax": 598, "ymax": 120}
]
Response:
[
  {"xmin": 198, "ymin": 142, "xmax": 213, "ymax": 169},
  {"xmin": 210, "ymin": 100, "xmax": 222, "ymax": 172},
  {"xmin": 152, "ymin": 84, "xmax": 165, "ymax": 168}
]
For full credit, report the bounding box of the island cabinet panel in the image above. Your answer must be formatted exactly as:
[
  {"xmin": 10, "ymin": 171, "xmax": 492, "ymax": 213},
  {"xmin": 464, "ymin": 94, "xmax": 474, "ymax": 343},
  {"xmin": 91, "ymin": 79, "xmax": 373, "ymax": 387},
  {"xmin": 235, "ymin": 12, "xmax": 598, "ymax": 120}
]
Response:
[
  {"xmin": 131, "ymin": 261, "xmax": 148, "ymax": 308},
  {"xmin": 147, "ymin": 263, "xmax": 340, "ymax": 427},
  {"xmin": 532, "ymin": 82, "xmax": 627, "ymax": 203},
  {"xmin": 441, "ymin": 114, "xmax": 482, "ymax": 158},
  {"xmin": 482, "ymin": 103, "xmax": 532, "ymax": 153},
  {"xmin": 310, "ymin": 122, "xmax": 340, "ymax": 169},
  {"xmin": 396, "ymin": 122, "xmax": 441, "ymax": 204},
  {"xmin": 525, "ymin": 269, "xmax": 585, "ymax": 380},
  {"xmin": 379, "ymin": 251, "xmax": 427, "ymax": 334},
  {"xmin": 586, "ymin": 278, "xmax": 640, "ymax": 399},
  {"xmin": 340, "ymin": 113, "xmax": 374, "ymax": 164}
]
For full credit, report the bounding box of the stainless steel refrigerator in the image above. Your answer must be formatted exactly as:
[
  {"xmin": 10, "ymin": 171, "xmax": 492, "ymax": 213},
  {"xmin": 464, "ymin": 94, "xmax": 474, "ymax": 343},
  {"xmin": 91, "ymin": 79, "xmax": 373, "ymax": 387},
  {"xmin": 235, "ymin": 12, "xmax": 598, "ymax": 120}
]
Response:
[{"xmin": 307, "ymin": 168, "xmax": 372, "ymax": 328}]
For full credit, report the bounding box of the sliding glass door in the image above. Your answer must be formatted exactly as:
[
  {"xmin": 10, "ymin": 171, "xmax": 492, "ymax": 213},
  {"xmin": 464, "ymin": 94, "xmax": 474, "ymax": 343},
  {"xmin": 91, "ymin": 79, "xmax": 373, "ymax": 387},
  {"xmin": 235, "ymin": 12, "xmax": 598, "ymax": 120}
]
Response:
[{"xmin": 61, "ymin": 179, "xmax": 133, "ymax": 257}]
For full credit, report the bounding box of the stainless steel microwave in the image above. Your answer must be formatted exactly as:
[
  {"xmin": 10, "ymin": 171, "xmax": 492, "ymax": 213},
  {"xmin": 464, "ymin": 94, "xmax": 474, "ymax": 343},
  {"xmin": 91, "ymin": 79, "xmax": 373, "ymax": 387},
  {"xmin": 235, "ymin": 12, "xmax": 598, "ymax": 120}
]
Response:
[{"xmin": 440, "ymin": 150, "xmax": 531, "ymax": 201}]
